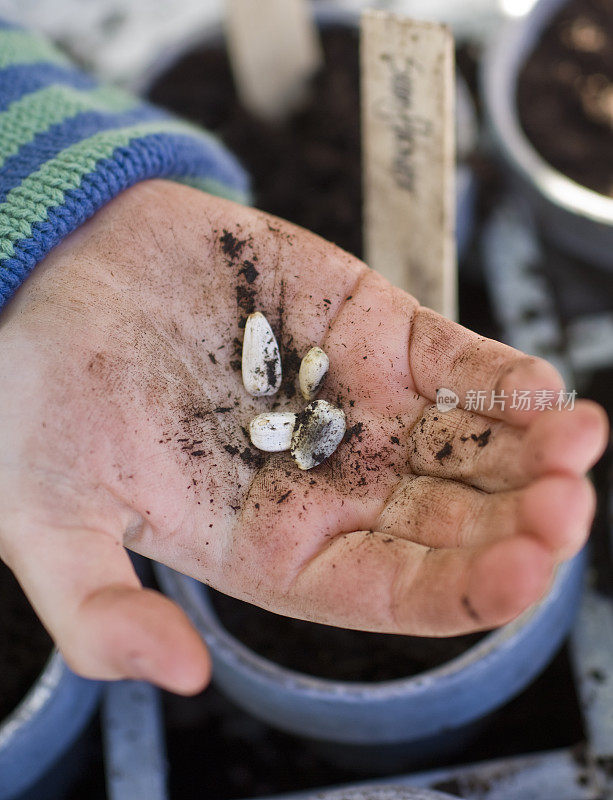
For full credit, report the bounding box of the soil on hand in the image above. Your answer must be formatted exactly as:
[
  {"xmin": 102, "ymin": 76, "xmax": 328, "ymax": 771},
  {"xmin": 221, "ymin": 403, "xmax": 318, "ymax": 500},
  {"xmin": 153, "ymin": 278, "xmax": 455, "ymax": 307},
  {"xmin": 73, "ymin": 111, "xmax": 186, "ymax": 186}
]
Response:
[
  {"xmin": 0, "ymin": 561, "xmax": 52, "ymax": 720},
  {"xmin": 210, "ymin": 590, "xmax": 483, "ymax": 681},
  {"xmin": 518, "ymin": 0, "xmax": 613, "ymax": 197},
  {"xmin": 150, "ymin": 26, "xmax": 487, "ymax": 678},
  {"xmin": 149, "ymin": 27, "xmax": 363, "ymax": 258}
]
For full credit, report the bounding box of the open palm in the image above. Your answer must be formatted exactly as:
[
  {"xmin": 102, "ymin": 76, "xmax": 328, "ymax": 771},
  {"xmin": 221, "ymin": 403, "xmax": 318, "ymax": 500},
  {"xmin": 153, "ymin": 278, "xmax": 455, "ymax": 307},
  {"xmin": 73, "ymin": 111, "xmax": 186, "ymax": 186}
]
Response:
[{"xmin": 0, "ymin": 180, "xmax": 607, "ymax": 693}]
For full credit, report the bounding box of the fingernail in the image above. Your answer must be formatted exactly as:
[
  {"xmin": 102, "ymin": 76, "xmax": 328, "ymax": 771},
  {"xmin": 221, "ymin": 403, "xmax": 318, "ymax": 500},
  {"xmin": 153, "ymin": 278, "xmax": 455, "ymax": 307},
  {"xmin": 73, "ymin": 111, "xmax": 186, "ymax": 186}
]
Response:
[{"xmin": 498, "ymin": 358, "xmax": 565, "ymax": 420}]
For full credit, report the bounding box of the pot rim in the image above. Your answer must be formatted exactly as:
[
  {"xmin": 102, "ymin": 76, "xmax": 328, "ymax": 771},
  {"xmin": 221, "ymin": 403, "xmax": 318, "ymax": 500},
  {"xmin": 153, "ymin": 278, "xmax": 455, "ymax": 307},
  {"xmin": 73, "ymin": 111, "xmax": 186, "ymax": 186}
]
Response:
[
  {"xmin": 0, "ymin": 647, "xmax": 103, "ymax": 799},
  {"xmin": 156, "ymin": 552, "xmax": 579, "ymax": 698},
  {"xmin": 0, "ymin": 648, "xmax": 61, "ymax": 748},
  {"xmin": 482, "ymin": 0, "xmax": 613, "ymax": 227}
]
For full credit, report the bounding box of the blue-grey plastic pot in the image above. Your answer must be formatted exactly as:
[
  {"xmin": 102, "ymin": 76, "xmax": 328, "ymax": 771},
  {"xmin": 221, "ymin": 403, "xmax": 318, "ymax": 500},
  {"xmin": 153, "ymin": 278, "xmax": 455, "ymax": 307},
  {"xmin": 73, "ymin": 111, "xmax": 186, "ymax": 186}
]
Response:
[
  {"xmin": 0, "ymin": 650, "xmax": 102, "ymax": 800},
  {"xmin": 135, "ymin": 5, "xmax": 476, "ymax": 261},
  {"xmin": 155, "ymin": 546, "xmax": 585, "ymax": 749},
  {"xmin": 482, "ymin": 0, "xmax": 613, "ymax": 270}
]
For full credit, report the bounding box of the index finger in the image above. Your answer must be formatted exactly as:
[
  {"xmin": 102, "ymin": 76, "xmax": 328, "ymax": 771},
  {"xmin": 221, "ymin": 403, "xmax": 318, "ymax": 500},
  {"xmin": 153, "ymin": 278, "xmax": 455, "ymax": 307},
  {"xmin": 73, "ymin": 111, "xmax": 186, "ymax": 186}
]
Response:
[{"xmin": 409, "ymin": 307, "xmax": 565, "ymax": 426}]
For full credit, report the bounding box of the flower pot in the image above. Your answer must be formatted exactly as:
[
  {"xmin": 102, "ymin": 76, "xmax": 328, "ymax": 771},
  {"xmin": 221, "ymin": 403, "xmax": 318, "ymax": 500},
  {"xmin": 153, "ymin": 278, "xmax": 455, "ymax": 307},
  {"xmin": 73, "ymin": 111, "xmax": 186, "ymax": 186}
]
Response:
[
  {"xmin": 155, "ymin": 547, "xmax": 586, "ymax": 760},
  {"xmin": 482, "ymin": 0, "xmax": 613, "ymax": 270},
  {"xmin": 0, "ymin": 651, "xmax": 102, "ymax": 800}
]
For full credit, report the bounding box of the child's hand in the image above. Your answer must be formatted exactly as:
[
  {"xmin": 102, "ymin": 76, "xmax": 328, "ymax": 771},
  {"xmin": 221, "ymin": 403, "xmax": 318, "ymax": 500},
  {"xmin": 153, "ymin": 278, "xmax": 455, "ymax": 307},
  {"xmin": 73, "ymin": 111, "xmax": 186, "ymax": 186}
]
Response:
[{"xmin": 0, "ymin": 180, "xmax": 607, "ymax": 693}]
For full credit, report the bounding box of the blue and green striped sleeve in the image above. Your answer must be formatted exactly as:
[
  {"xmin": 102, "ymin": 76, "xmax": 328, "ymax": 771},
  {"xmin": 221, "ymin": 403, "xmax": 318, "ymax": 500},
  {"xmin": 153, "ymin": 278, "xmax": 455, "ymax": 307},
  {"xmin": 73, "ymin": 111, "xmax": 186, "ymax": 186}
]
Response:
[{"xmin": 0, "ymin": 20, "xmax": 250, "ymax": 306}]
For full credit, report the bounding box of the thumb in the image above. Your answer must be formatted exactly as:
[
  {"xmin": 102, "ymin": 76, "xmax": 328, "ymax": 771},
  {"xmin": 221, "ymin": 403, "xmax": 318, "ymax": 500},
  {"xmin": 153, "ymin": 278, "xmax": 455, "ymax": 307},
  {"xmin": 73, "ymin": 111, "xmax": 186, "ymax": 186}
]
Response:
[{"xmin": 0, "ymin": 520, "xmax": 210, "ymax": 695}]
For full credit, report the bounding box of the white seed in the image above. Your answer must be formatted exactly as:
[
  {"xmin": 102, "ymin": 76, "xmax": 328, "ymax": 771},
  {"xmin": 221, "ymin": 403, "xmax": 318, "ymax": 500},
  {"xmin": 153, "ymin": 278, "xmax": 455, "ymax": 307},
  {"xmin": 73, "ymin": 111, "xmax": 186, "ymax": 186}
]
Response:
[
  {"xmin": 290, "ymin": 400, "xmax": 346, "ymax": 470},
  {"xmin": 242, "ymin": 312, "xmax": 282, "ymax": 397},
  {"xmin": 249, "ymin": 412, "xmax": 296, "ymax": 452},
  {"xmin": 299, "ymin": 346, "xmax": 329, "ymax": 401}
]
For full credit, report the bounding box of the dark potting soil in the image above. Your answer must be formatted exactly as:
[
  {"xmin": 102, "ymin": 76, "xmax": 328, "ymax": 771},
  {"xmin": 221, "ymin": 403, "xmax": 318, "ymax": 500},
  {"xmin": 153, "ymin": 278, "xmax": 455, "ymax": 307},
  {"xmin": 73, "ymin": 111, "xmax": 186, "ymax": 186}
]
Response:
[
  {"xmin": 210, "ymin": 589, "xmax": 483, "ymax": 681},
  {"xmin": 148, "ymin": 26, "xmax": 363, "ymax": 258},
  {"xmin": 517, "ymin": 0, "xmax": 613, "ymax": 197},
  {"xmin": 0, "ymin": 560, "xmax": 52, "ymax": 720}
]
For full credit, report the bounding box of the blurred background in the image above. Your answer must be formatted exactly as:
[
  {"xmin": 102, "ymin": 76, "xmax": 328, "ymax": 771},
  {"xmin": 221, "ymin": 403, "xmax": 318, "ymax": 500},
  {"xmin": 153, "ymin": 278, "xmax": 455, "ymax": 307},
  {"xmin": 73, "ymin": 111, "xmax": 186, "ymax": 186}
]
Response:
[{"xmin": 0, "ymin": 0, "xmax": 538, "ymax": 84}]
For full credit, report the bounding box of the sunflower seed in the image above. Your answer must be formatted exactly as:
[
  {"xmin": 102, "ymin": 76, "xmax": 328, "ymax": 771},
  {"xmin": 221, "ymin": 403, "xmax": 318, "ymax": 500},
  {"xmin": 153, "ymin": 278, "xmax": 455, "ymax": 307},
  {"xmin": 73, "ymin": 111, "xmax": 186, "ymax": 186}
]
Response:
[
  {"xmin": 299, "ymin": 346, "xmax": 329, "ymax": 401},
  {"xmin": 290, "ymin": 400, "xmax": 346, "ymax": 470},
  {"xmin": 249, "ymin": 412, "xmax": 296, "ymax": 452},
  {"xmin": 242, "ymin": 312, "xmax": 282, "ymax": 396}
]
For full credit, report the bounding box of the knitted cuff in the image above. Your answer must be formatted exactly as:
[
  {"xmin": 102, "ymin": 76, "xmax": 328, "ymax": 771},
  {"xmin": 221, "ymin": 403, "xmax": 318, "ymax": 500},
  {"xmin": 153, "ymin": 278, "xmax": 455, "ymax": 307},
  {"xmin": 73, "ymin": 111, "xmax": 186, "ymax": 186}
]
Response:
[{"xmin": 0, "ymin": 20, "xmax": 250, "ymax": 306}]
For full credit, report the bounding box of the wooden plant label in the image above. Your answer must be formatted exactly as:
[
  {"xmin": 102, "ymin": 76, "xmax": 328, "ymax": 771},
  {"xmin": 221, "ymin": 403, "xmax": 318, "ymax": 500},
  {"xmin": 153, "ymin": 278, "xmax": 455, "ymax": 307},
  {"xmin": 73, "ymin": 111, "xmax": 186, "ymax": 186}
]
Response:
[
  {"xmin": 361, "ymin": 11, "xmax": 457, "ymax": 319},
  {"xmin": 225, "ymin": 0, "xmax": 322, "ymax": 122}
]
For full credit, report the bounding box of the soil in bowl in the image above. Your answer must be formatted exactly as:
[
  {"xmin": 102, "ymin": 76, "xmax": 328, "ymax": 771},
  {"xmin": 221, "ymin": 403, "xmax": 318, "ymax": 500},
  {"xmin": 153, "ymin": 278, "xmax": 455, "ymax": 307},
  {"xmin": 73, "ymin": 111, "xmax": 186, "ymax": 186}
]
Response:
[
  {"xmin": 209, "ymin": 590, "xmax": 483, "ymax": 681},
  {"xmin": 149, "ymin": 26, "xmax": 363, "ymax": 257},
  {"xmin": 517, "ymin": 0, "xmax": 613, "ymax": 197},
  {"xmin": 0, "ymin": 560, "xmax": 52, "ymax": 720},
  {"xmin": 149, "ymin": 26, "xmax": 488, "ymax": 679}
]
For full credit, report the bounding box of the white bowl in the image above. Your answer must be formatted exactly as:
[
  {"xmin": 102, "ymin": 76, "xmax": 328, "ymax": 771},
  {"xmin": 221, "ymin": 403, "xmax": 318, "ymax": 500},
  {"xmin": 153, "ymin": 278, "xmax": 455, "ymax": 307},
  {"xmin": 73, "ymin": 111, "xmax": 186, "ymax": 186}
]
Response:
[{"xmin": 483, "ymin": 0, "xmax": 613, "ymax": 270}]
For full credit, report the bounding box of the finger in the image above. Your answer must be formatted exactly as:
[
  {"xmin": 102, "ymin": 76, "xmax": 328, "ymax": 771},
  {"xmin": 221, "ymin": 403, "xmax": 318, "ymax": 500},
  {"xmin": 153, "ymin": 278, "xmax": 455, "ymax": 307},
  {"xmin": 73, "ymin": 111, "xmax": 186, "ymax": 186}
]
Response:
[
  {"xmin": 0, "ymin": 521, "xmax": 210, "ymax": 694},
  {"xmin": 409, "ymin": 307, "xmax": 565, "ymax": 425},
  {"xmin": 377, "ymin": 475, "xmax": 496, "ymax": 548},
  {"xmin": 289, "ymin": 528, "xmax": 555, "ymax": 635},
  {"xmin": 376, "ymin": 473, "xmax": 595, "ymax": 558},
  {"xmin": 323, "ymin": 269, "xmax": 420, "ymax": 417},
  {"xmin": 520, "ymin": 474, "xmax": 596, "ymax": 560},
  {"xmin": 406, "ymin": 401, "xmax": 608, "ymax": 491}
]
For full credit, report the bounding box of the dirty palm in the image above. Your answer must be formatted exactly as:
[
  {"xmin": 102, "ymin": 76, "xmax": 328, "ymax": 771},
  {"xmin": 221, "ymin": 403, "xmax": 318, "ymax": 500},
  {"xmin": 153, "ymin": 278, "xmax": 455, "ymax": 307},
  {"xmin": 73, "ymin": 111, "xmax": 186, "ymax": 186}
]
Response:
[{"xmin": 1, "ymin": 180, "xmax": 606, "ymax": 692}]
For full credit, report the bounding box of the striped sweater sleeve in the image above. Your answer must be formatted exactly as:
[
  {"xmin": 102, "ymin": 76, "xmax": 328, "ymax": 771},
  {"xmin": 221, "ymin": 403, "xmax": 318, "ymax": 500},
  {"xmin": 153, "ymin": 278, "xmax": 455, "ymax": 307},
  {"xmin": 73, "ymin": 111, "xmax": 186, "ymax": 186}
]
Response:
[{"xmin": 0, "ymin": 19, "xmax": 250, "ymax": 307}]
